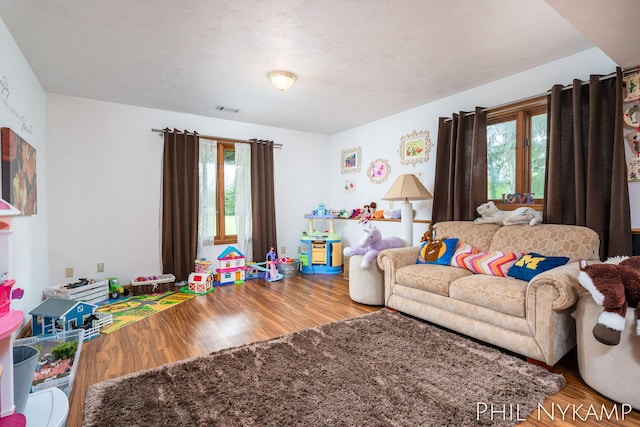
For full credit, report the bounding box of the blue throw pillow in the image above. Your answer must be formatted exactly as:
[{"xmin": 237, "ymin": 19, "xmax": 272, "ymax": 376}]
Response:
[
  {"xmin": 507, "ymin": 252, "xmax": 569, "ymax": 281},
  {"xmin": 417, "ymin": 238, "xmax": 459, "ymax": 265}
]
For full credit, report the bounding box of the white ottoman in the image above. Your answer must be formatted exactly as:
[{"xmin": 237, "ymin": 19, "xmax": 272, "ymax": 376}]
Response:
[
  {"xmin": 575, "ymin": 294, "xmax": 640, "ymax": 410},
  {"xmin": 348, "ymin": 255, "xmax": 384, "ymax": 305}
]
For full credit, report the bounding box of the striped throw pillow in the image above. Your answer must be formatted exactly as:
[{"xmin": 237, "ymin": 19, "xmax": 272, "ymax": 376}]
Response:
[
  {"xmin": 450, "ymin": 242, "xmax": 479, "ymax": 268},
  {"xmin": 458, "ymin": 251, "xmax": 522, "ymax": 277}
]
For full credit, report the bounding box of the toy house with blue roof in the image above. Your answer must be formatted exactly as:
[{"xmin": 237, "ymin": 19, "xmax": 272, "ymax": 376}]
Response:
[
  {"xmin": 216, "ymin": 246, "xmax": 246, "ymax": 285},
  {"xmin": 30, "ymin": 297, "xmax": 98, "ymax": 336}
]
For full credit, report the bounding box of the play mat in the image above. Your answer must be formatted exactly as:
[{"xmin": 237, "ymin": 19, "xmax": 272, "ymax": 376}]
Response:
[{"xmin": 96, "ymin": 291, "xmax": 194, "ymax": 334}]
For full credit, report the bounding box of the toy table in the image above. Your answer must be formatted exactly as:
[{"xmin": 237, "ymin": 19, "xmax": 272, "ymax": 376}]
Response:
[{"xmin": 300, "ymin": 215, "xmax": 342, "ymax": 275}]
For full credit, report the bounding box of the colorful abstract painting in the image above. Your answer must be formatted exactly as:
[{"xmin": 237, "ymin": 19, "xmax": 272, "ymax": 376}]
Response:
[{"xmin": 1, "ymin": 127, "xmax": 37, "ymax": 215}]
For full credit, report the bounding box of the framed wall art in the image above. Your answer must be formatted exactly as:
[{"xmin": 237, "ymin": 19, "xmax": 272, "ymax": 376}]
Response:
[
  {"xmin": 368, "ymin": 158, "xmax": 391, "ymax": 183},
  {"xmin": 344, "ymin": 180, "xmax": 356, "ymax": 193},
  {"xmin": 398, "ymin": 129, "xmax": 432, "ymax": 166},
  {"xmin": 340, "ymin": 146, "xmax": 361, "ymax": 174},
  {"xmin": 628, "ymin": 157, "xmax": 640, "ymax": 182},
  {"xmin": 1, "ymin": 127, "xmax": 37, "ymax": 215}
]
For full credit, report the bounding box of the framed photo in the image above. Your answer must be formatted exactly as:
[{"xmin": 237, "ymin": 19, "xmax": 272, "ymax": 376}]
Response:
[
  {"xmin": 1, "ymin": 127, "xmax": 37, "ymax": 215},
  {"xmin": 368, "ymin": 158, "xmax": 391, "ymax": 183},
  {"xmin": 344, "ymin": 180, "xmax": 356, "ymax": 193},
  {"xmin": 398, "ymin": 129, "xmax": 432, "ymax": 166},
  {"xmin": 628, "ymin": 157, "xmax": 640, "ymax": 182},
  {"xmin": 340, "ymin": 146, "xmax": 361, "ymax": 174}
]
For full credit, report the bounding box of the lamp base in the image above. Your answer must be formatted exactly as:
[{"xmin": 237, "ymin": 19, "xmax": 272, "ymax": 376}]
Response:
[{"xmin": 400, "ymin": 201, "xmax": 413, "ymax": 246}]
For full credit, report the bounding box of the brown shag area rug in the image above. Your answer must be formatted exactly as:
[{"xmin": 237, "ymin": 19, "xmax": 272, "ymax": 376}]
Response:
[{"xmin": 83, "ymin": 309, "xmax": 565, "ymax": 426}]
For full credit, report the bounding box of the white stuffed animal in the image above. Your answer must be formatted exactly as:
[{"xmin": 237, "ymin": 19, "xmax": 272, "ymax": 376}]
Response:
[{"xmin": 474, "ymin": 201, "xmax": 542, "ymax": 226}]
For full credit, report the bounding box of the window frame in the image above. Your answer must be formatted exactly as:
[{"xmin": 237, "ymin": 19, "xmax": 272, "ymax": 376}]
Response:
[
  {"xmin": 200, "ymin": 137, "xmax": 237, "ymax": 245},
  {"xmin": 486, "ymin": 96, "xmax": 547, "ymax": 210},
  {"xmin": 216, "ymin": 141, "xmax": 237, "ymax": 245}
]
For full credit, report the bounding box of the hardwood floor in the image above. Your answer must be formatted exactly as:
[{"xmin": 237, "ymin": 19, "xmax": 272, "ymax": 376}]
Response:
[{"xmin": 67, "ymin": 274, "xmax": 639, "ymax": 426}]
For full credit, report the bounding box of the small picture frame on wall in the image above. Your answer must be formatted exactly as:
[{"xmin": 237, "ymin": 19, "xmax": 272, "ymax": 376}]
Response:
[
  {"xmin": 368, "ymin": 158, "xmax": 391, "ymax": 183},
  {"xmin": 344, "ymin": 180, "xmax": 356, "ymax": 193},
  {"xmin": 399, "ymin": 129, "xmax": 432, "ymax": 166},
  {"xmin": 628, "ymin": 157, "xmax": 640, "ymax": 182},
  {"xmin": 340, "ymin": 146, "xmax": 362, "ymax": 174}
]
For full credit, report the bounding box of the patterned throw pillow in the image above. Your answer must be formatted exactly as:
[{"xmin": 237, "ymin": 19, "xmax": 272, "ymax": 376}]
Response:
[
  {"xmin": 507, "ymin": 252, "xmax": 569, "ymax": 281},
  {"xmin": 417, "ymin": 238, "xmax": 459, "ymax": 265},
  {"xmin": 458, "ymin": 251, "xmax": 521, "ymax": 277},
  {"xmin": 450, "ymin": 241, "xmax": 479, "ymax": 268}
]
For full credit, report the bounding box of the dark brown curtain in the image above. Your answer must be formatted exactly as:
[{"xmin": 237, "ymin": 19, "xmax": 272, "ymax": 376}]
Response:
[
  {"xmin": 162, "ymin": 129, "xmax": 199, "ymax": 282},
  {"xmin": 250, "ymin": 139, "xmax": 278, "ymax": 261},
  {"xmin": 544, "ymin": 68, "xmax": 631, "ymax": 259},
  {"xmin": 432, "ymin": 107, "xmax": 488, "ymax": 222}
]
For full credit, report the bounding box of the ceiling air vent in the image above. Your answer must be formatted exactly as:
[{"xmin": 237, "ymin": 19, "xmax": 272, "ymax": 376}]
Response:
[{"xmin": 216, "ymin": 105, "xmax": 240, "ymax": 113}]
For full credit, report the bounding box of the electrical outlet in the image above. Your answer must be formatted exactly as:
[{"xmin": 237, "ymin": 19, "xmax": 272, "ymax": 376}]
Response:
[
  {"xmin": 97, "ymin": 262, "xmax": 104, "ymax": 273},
  {"xmin": 65, "ymin": 267, "xmax": 73, "ymax": 278},
  {"xmin": 280, "ymin": 246, "xmax": 286, "ymax": 255}
]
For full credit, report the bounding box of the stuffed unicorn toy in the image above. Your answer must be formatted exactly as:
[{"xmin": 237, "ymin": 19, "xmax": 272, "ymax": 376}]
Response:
[{"xmin": 343, "ymin": 223, "xmax": 405, "ymax": 269}]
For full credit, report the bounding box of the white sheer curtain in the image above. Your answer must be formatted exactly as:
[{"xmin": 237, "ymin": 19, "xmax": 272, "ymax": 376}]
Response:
[
  {"xmin": 235, "ymin": 143, "xmax": 253, "ymax": 261},
  {"xmin": 198, "ymin": 139, "xmax": 217, "ymax": 261}
]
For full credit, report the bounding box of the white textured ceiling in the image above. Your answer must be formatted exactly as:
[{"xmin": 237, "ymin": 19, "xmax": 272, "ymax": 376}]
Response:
[{"xmin": 0, "ymin": 0, "xmax": 633, "ymax": 135}]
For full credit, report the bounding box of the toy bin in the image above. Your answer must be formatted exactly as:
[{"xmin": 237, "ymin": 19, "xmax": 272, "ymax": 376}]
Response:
[
  {"xmin": 44, "ymin": 279, "xmax": 109, "ymax": 305},
  {"xmin": 13, "ymin": 329, "xmax": 84, "ymax": 396},
  {"xmin": 131, "ymin": 274, "xmax": 176, "ymax": 295},
  {"xmin": 278, "ymin": 260, "xmax": 299, "ymax": 278}
]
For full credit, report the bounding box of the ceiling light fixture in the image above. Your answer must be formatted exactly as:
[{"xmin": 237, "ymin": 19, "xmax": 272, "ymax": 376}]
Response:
[{"xmin": 267, "ymin": 71, "xmax": 297, "ymax": 91}]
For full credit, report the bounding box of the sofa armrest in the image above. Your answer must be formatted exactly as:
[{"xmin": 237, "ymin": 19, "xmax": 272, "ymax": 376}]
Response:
[
  {"xmin": 526, "ymin": 262, "xmax": 583, "ymax": 311},
  {"xmin": 377, "ymin": 246, "xmax": 419, "ymax": 304}
]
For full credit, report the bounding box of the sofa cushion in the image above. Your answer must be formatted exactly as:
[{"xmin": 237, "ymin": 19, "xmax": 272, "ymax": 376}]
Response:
[
  {"xmin": 416, "ymin": 238, "xmax": 459, "ymax": 265},
  {"xmin": 449, "ymin": 275, "xmax": 527, "ymax": 317},
  {"xmin": 507, "ymin": 252, "xmax": 569, "ymax": 281},
  {"xmin": 489, "ymin": 224, "xmax": 600, "ymax": 262},
  {"xmin": 458, "ymin": 251, "xmax": 521, "ymax": 277},
  {"xmin": 396, "ymin": 264, "xmax": 473, "ymax": 296},
  {"xmin": 432, "ymin": 221, "xmax": 500, "ymax": 252}
]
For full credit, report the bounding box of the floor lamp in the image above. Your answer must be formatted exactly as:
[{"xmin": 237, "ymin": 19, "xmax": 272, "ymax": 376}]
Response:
[{"xmin": 382, "ymin": 174, "xmax": 433, "ymax": 246}]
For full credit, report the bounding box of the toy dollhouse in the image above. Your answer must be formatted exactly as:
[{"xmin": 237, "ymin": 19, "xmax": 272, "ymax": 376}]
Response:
[
  {"xmin": 30, "ymin": 298, "xmax": 98, "ymax": 337},
  {"xmin": 216, "ymin": 246, "xmax": 246, "ymax": 285}
]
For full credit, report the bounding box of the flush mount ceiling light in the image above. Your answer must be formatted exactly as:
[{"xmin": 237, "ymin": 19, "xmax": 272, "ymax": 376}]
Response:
[{"xmin": 267, "ymin": 71, "xmax": 297, "ymax": 91}]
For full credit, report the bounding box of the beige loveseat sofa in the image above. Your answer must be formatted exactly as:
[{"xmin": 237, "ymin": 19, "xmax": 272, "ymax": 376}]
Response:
[{"xmin": 378, "ymin": 221, "xmax": 600, "ymax": 366}]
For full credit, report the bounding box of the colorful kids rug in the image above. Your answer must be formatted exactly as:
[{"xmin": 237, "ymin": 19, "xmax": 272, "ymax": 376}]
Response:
[{"xmin": 97, "ymin": 291, "xmax": 194, "ymax": 334}]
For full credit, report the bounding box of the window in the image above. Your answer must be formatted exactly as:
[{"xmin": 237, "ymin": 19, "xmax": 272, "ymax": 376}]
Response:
[
  {"xmin": 486, "ymin": 97, "xmax": 547, "ymax": 206},
  {"xmin": 199, "ymin": 138, "xmax": 237, "ymax": 246}
]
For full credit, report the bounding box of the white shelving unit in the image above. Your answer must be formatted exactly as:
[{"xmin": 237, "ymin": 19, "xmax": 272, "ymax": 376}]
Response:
[{"xmin": 0, "ymin": 199, "xmax": 68, "ymax": 426}]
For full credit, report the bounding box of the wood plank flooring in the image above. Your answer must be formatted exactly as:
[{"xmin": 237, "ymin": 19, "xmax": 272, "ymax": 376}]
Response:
[{"xmin": 67, "ymin": 274, "xmax": 639, "ymax": 426}]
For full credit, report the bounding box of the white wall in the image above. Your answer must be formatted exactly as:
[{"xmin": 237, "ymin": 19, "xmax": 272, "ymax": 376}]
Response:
[
  {"xmin": 329, "ymin": 48, "xmax": 629, "ymax": 248},
  {"xmin": 46, "ymin": 94, "xmax": 329, "ymax": 285},
  {"xmin": 0, "ymin": 18, "xmax": 48, "ymax": 319}
]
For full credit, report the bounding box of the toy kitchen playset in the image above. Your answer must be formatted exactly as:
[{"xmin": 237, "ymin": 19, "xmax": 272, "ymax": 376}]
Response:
[{"xmin": 299, "ymin": 204, "xmax": 342, "ymax": 275}]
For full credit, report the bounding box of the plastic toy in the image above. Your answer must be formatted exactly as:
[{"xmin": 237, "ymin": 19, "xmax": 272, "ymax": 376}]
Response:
[
  {"xmin": 188, "ymin": 272, "xmax": 214, "ymax": 293},
  {"xmin": 108, "ymin": 277, "xmax": 129, "ymax": 299},
  {"xmin": 245, "ymin": 248, "xmax": 284, "ymax": 282},
  {"xmin": 195, "ymin": 258, "xmax": 212, "ymax": 273}
]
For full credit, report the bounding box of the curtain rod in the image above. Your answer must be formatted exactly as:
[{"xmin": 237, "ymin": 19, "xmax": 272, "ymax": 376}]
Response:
[
  {"xmin": 151, "ymin": 128, "xmax": 282, "ymax": 148},
  {"xmin": 443, "ymin": 67, "xmax": 634, "ymax": 121}
]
